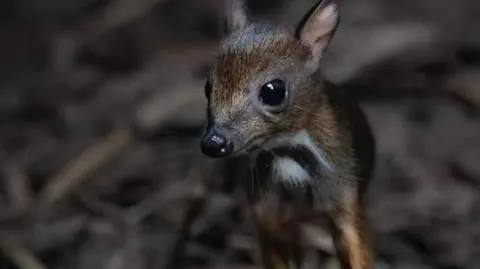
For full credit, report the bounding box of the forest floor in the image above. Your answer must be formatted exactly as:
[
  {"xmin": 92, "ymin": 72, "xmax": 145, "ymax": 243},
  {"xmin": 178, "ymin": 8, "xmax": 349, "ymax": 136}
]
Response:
[{"xmin": 1, "ymin": 0, "xmax": 480, "ymax": 269}]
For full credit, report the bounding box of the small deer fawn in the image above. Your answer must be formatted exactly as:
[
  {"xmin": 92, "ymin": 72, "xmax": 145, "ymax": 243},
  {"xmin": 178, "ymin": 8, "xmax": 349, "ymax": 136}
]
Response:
[{"xmin": 199, "ymin": 0, "xmax": 376, "ymax": 268}]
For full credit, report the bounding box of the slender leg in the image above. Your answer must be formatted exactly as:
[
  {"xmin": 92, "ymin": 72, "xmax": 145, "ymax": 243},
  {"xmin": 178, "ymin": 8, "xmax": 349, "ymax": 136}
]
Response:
[
  {"xmin": 250, "ymin": 197, "xmax": 304, "ymax": 269},
  {"xmin": 327, "ymin": 191, "xmax": 373, "ymax": 269}
]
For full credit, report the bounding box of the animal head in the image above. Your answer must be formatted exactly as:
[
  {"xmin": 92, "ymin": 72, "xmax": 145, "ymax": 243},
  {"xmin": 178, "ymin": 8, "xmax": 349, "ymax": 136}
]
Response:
[{"xmin": 200, "ymin": 0, "xmax": 339, "ymax": 158}]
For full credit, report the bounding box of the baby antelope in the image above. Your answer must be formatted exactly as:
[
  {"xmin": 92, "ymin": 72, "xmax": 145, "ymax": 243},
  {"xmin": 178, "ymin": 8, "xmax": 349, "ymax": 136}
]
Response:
[{"xmin": 200, "ymin": 0, "xmax": 376, "ymax": 268}]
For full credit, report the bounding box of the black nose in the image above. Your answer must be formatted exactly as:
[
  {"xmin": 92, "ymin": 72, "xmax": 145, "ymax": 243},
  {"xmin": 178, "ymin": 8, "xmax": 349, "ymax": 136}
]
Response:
[{"xmin": 200, "ymin": 129, "xmax": 234, "ymax": 157}]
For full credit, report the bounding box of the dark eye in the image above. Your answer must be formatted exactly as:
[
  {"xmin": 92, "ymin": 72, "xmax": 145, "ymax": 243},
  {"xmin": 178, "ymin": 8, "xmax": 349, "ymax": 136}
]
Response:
[
  {"xmin": 204, "ymin": 80, "xmax": 212, "ymax": 99},
  {"xmin": 259, "ymin": 79, "xmax": 287, "ymax": 106}
]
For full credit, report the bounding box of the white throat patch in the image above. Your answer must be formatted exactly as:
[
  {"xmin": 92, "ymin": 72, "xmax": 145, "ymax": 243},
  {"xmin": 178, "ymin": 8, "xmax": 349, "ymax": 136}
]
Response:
[
  {"xmin": 274, "ymin": 157, "xmax": 311, "ymax": 186},
  {"xmin": 267, "ymin": 130, "xmax": 334, "ymax": 185}
]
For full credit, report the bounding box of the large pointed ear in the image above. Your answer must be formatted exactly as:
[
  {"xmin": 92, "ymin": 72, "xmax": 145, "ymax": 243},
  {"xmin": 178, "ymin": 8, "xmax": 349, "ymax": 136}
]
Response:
[
  {"xmin": 224, "ymin": 0, "xmax": 250, "ymax": 33},
  {"xmin": 296, "ymin": 0, "xmax": 339, "ymax": 68}
]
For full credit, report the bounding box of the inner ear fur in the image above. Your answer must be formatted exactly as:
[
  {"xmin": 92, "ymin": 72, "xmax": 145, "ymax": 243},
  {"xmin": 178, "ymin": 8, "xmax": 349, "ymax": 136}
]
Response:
[{"xmin": 295, "ymin": 0, "xmax": 339, "ymax": 63}]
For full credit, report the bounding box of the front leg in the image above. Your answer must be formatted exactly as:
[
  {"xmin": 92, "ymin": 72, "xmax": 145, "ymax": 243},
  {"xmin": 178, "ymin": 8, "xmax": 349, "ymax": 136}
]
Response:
[
  {"xmin": 250, "ymin": 195, "xmax": 304, "ymax": 269},
  {"xmin": 327, "ymin": 188, "xmax": 373, "ymax": 269}
]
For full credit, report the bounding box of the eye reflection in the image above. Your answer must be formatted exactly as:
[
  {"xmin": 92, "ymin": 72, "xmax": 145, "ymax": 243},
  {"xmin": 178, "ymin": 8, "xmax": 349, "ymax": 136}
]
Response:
[{"xmin": 259, "ymin": 79, "xmax": 286, "ymax": 106}]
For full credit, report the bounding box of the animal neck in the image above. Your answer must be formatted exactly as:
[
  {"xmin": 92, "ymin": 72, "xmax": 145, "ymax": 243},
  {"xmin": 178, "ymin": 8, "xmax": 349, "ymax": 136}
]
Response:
[
  {"xmin": 258, "ymin": 78, "xmax": 343, "ymax": 188},
  {"xmin": 303, "ymin": 79, "xmax": 342, "ymax": 155},
  {"xmin": 259, "ymin": 128, "xmax": 335, "ymax": 189}
]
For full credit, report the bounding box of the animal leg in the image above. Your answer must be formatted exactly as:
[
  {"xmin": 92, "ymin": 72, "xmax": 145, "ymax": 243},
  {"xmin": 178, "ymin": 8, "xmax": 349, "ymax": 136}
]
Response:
[
  {"xmin": 327, "ymin": 191, "xmax": 373, "ymax": 269},
  {"xmin": 251, "ymin": 199, "xmax": 304, "ymax": 269}
]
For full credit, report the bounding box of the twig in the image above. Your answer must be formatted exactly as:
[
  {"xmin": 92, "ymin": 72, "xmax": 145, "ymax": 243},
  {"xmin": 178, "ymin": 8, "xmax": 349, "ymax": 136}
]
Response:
[
  {"xmin": 76, "ymin": 190, "xmax": 126, "ymax": 224},
  {"xmin": 0, "ymin": 231, "xmax": 48, "ymax": 269},
  {"xmin": 36, "ymin": 128, "xmax": 132, "ymax": 214},
  {"xmin": 125, "ymin": 180, "xmax": 195, "ymax": 224},
  {"xmin": 134, "ymin": 78, "xmax": 206, "ymax": 135},
  {"xmin": 21, "ymin": 215, "xmax": 87, "ymax": 252},
  {"xmin": 161, "ymin": 168, "xmax": 210, "ymax": 269},
  {"xmin": 79, "ymin": 0, "xmax": 169, "ymax": 46},
  {"xmin": 445, "ymin": 72, "xmax": 480, "ymax": 111},
  {"xmin": 125, "ymin": 156, "xmax": 215, "ymax": 224},
  {"xmin": 2, "ymin": 164, "xmax": 34, "ymax": 212}
]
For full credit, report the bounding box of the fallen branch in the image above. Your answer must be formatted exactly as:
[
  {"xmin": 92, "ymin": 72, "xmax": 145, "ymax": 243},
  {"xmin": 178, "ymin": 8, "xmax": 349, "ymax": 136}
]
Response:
[
  {"xmin": 2, "ymin": 164, "xmax": 34, "ymax": 213},
  {"xmin": 79, "ymin": 0, "xmax": 170, "ymax": 47},
  {"xmin": 36, "ymin": 128, "xmax": 132, "ymax": 214},
  {"xmin": 0, "ymin": 231, "xmax": 47, "ymax": 269}
]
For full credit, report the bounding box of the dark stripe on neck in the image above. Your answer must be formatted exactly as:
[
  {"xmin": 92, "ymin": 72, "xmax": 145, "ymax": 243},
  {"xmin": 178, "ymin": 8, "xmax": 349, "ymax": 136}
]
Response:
[{"xmin": 270, "ymin": 145, "xmax": 326, "ymax": 179}]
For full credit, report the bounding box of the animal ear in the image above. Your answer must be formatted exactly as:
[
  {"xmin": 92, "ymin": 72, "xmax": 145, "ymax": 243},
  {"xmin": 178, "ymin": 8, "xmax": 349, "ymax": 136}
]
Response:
[
  {"xmin": 224, "ymin": 0, "xmax": 249, "ymax": 33},
  {"xmin": 296, "ymin": 0, "xmax": 339, "ymax": 67}
]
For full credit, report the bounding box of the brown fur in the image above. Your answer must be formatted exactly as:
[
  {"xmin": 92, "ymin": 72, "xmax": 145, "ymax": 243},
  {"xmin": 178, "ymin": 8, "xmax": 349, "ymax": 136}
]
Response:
[{"xmin": 202, "ymin": 0, "xmax": 376, "ymax": 268}]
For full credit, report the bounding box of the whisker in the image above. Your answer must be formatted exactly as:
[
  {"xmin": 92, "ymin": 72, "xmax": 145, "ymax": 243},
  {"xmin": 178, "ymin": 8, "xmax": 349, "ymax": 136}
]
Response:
[{"xmin": 249, "ymin": 154, "xmax": 255, "ymax": 200}]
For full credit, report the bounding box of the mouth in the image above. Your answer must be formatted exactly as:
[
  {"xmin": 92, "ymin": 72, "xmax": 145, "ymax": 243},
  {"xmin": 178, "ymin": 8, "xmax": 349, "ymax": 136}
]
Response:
[{"xmin": 232, "ymin": 137, "xmax": 266, "ymax": 155}]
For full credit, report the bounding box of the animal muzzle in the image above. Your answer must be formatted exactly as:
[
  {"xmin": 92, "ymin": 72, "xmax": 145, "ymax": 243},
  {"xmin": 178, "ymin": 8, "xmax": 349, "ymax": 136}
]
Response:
[{"xmin": 200, "ymin": 126, "xmax": 234, "ymax": 157}]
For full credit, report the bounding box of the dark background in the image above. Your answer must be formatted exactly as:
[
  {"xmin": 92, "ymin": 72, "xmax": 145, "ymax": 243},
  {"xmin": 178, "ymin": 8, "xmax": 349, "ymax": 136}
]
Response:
[{"xmin": 1, "ymin": 0, "xmax": 480, "ymax": 268}]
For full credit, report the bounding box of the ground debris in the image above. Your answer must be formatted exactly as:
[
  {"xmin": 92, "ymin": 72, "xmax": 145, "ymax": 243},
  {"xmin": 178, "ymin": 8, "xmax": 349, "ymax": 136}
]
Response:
[{"xmin": 1, "ymin": 0, "xmax": 480, "ymax": 269}]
